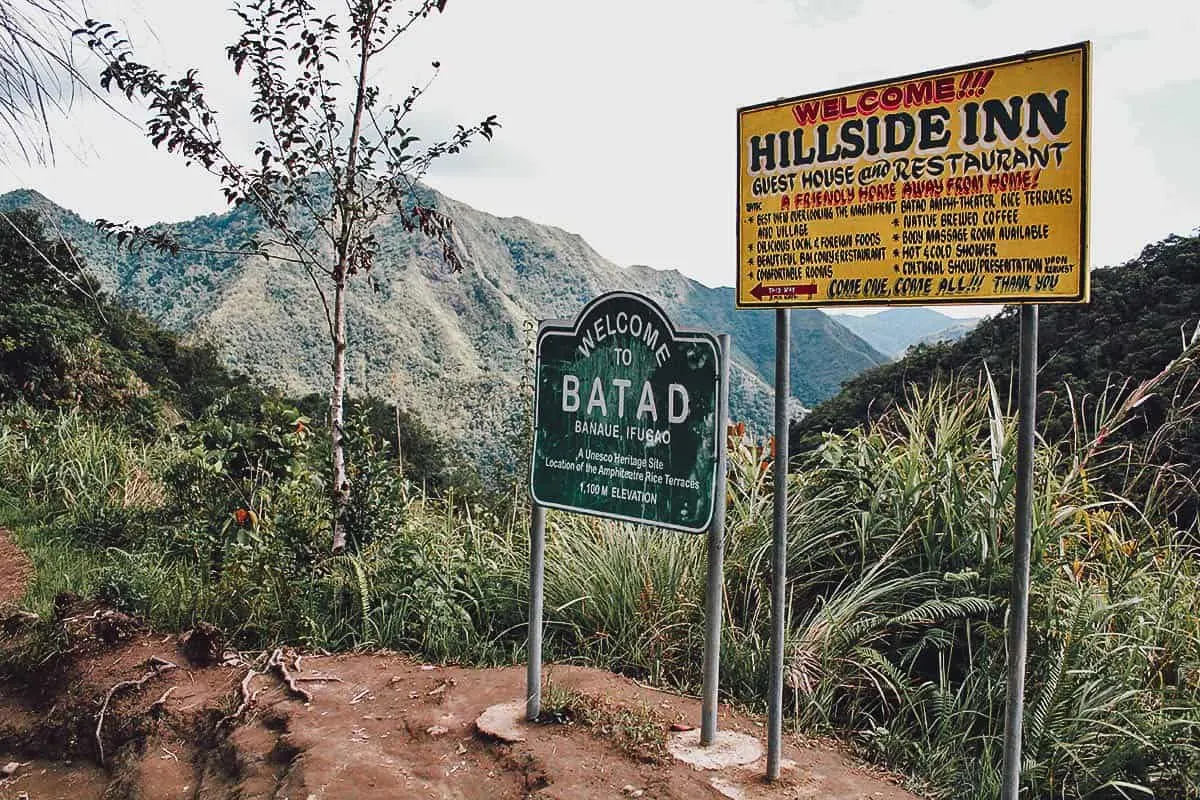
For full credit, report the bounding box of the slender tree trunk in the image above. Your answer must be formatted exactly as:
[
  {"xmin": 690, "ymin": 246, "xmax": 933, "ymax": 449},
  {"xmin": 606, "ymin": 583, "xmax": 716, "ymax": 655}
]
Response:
[
  {"xmin": 329, "ymin": 6, "xmax": 374, "ymax": 553},
  {"xmin": 330, "ymin": 277, "xmax": 349, "ymax": 552}
]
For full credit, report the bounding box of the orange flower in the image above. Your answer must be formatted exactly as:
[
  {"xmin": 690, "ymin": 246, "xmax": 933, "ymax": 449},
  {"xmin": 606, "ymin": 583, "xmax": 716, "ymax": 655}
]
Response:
[
  {"xmin": 736, "ymin": 422, "xmax": 746, "ymax": 437},
  {"xmin": 234, "ymin": 508, "xmax": 250, "ymax": 526},
  {"xmin": 294, "ymin": 419, "xmax": 307, "ymax": 434}
]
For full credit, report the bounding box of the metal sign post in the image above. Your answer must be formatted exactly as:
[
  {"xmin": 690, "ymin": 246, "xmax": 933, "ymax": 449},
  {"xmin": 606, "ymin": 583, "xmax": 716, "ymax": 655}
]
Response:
[
  {"xmin": 737, "ymin": 42, "xmax": 1090, "ymax": 783},
  {"xmin": 1001, "ymin": 304, "xmax": 1039, "ymax": 796},
  {"xmin": 526, "ymin": 502, "xmax": 546, "ymax": 721},
  {"xmin": 766, "ymin": 309, "xmax": 790, "ymax": 780},
  {"xmin": 526, "ymin": 291, "xmax": 728, "ymax": 739},
  {"xmin": 701, "ymin": 334, "xmax": 731, "ymax": 745}
]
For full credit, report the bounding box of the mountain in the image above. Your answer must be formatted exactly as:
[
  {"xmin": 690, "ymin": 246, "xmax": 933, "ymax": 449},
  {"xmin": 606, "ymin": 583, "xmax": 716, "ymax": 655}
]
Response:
[
  {"xmin": 914, "ymin": 321, "xmax": 975, "ymax": 348},
  {"xmin": 0, "ymin": 206, "xmax": 232, "ymax": 422},
  {"xmin": 831, "ymin": 308, "xmax": 979, "ymax": 357},
  {"xmin": 0, "ymin": 187, "xmax": 888, "ymax": 471}
]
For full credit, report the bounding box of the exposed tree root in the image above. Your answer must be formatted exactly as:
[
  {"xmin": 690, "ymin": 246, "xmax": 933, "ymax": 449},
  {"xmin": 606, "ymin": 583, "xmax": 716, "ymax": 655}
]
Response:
[
  {"xmin": 218, "ymin": 667, "xmax": 260, "ymax": 729},
  {"xmin": 217, "ymin": 648, "xmax": 322, "ymax": 731},
  {"xmin": 95, "ymin": 656, "xmax": 177, "ymax": 767},
  {"xmin": 268, "ymin": 647, "xmax": 312, "ymax": 704},
  {"xmin": 149, "ymin": 686, "xmax": 177, "ymax": 715}
]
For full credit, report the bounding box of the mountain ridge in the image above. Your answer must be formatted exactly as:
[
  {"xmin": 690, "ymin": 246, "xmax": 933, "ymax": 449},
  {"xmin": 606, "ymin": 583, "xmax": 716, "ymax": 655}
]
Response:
[
  {"xmin": 1, "ymin": 186, "xmax": 888, "ymax": 469},
  {"xmin": 832, "ymin": 308, "xmax": 981, "ymax": 357}
]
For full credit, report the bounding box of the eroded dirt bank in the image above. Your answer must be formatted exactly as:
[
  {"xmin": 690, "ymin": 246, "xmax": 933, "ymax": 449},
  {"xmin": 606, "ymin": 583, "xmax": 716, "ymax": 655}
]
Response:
[{"xmin": 0, "ymin": 529, "xmax": 921, "ymax": 799}]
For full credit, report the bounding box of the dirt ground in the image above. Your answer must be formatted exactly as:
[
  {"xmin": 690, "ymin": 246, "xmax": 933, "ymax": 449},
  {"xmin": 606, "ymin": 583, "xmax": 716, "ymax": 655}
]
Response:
[
  {"xmin": 0, "ymin": 529, "xmax": 31, "ymax": 607},
  {"xmin": 0, "ymin": 530, "xmax": 924, "ymax": 800}
]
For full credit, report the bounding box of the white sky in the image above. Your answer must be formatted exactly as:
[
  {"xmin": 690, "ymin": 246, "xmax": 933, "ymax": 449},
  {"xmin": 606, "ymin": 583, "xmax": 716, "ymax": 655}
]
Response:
[{"xmin": 3, "ymin": 0, "xmax": 1198, "ymax": 320}]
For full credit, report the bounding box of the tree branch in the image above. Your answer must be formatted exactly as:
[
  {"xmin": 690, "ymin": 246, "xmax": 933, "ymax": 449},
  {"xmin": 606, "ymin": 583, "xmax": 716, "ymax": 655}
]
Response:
[{"xmin": 367, "ymin": 0, "xmax": 443, "ymax": 56}]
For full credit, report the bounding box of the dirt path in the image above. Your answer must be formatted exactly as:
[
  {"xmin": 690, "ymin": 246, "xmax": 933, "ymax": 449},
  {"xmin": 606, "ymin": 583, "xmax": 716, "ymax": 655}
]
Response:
[
  {"xmin": 0, "ymin": 528, "xmax": 32, "ymax": 607},
  {"xmin": 0, "ymin": 623, "xmax": 925, "ymax": 800}
]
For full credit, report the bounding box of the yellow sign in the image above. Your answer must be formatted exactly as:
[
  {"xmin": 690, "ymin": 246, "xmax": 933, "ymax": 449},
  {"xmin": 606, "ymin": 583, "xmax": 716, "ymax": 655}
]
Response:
[{"xmin": 736, "ymin": 43, "xmax": 1090, "ymax": 308}]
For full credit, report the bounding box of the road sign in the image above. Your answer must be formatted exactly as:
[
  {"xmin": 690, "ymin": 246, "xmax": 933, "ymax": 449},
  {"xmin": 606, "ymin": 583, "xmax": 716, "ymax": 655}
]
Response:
[
  {"xmin": 737, "ymin": 42, "xmax": 1090, "ymax": 308},
  {"xmin": 530, "ymin": 292, "xmax": 721, "ymax": 533}
]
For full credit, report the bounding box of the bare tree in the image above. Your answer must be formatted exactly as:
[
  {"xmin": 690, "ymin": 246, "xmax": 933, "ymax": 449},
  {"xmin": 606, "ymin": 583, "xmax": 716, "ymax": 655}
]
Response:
[{"xmin": 78, "ymin": 0, "xmax": 498, "ymax": 551}]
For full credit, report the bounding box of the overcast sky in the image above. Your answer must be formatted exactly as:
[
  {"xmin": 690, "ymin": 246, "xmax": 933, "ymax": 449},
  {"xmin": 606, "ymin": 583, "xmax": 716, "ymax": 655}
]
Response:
[{"xmin": 2, "ymin": 0, "xmax": 1197, "ymax": 319}]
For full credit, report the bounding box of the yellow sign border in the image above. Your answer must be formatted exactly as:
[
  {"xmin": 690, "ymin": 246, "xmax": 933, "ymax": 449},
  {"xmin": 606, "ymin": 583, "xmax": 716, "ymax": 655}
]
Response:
[{"xmin": 735, "ymin": 42, "xmax": 1091, "ymax": 309}]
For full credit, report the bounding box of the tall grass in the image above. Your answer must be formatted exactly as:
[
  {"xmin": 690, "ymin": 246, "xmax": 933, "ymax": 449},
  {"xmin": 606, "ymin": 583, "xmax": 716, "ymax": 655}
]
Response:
[
  {"xmin": 2, "ymin": 348, "xmax": 1199, "ymax": 797},
  {"xmin": 0, "ymin": 404, "xmax": 176, "ymax": 615}
]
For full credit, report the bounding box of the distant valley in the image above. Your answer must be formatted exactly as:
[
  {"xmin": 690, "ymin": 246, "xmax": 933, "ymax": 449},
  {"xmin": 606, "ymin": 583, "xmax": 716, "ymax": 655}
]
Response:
[{"xmin": 830, "ymin": 307, "xmax": 983, "ymax": 358}]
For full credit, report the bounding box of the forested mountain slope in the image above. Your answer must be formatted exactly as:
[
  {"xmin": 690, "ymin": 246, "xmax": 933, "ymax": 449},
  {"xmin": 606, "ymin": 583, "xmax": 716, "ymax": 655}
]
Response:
[{"xmin": 1, "ymin": 188, "xmax": 888, "ymax": 468}]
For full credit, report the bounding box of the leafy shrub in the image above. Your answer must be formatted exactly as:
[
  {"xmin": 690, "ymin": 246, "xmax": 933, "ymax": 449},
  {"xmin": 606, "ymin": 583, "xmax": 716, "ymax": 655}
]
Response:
[{"xmin": 0, "ymin": 209, "xmax": 245, "ymax": 432}]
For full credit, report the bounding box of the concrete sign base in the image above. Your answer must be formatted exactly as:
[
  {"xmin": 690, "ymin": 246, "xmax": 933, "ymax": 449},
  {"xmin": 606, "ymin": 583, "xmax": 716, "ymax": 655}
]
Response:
[
  {"xmin": 475, "ymin": 701, "xmax": 528, "ymax": 743},
  {"xmin": 668, "ymin": 729, "xmax": 763, "ymax": 770}
]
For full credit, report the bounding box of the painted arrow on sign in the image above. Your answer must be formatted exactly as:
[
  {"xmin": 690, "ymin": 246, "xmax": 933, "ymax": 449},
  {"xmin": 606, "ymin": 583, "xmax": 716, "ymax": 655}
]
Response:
[{"xmin": 749, "ymin": 282, "xmax": 818, "ymax": 301}]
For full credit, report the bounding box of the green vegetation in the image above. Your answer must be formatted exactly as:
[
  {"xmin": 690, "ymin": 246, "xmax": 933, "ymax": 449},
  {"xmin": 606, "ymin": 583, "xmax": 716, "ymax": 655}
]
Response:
[
  {"xmin": 795, "ymin": 234, "xmax": 1200, "ymax": 516},
  {"xmin": 3, "ymin": 207, "xmax": 1199, "ymax": 797},
  {"xmin": 539, "ymin": 681, "xmax": 670, "ymax": 764},
  {"xmin": 0, "ymin": 208, "xmax": 241, "ymax": 428},
  {"xmin": 5, "ymin": 367, "xmax": 1198, "ymax": 797}
]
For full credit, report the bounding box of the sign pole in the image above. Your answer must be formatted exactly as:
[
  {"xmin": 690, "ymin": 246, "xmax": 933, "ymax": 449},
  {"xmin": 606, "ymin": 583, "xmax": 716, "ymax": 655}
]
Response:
[
  {"xmin": 1001, "ymin": 304, "xmax": 1038, "ymax": 798},
  {"xmin": 766, "ymin": 308, "xmax": 790, "ymax": 781},
  {"xmin": 701, "ymin": 334, "xmax": 732, "ymax": 746},
  {"xmin": 526, "ymin": 502, "xmax": 546, "ymax": 722}
]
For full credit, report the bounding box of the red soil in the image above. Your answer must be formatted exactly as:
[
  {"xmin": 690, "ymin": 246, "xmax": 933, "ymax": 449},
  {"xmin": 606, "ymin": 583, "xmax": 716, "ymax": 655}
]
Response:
[
  {"xmin": 0, "ymin": 529, "xmax": 32, "ymax": 607},
  {"xmin": 0, "ymin": 530, "xmax": 924, "ymax": 799}
]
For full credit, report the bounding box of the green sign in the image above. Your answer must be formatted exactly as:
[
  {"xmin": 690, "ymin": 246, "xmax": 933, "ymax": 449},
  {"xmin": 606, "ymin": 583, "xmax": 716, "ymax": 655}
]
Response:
[{"xmin": 530, "ymin": 292, "xmax": 721, "ymax": 533}]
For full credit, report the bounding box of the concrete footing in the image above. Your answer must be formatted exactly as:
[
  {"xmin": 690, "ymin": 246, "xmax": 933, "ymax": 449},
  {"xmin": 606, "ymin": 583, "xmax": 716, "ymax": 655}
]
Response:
[
  {"xmin": 667, "ymin": 729, "xmax": 764, "ymax": 770},
  {"xmin": 474, "ymin": 701, "xmax": 528, "ymax": 743}
]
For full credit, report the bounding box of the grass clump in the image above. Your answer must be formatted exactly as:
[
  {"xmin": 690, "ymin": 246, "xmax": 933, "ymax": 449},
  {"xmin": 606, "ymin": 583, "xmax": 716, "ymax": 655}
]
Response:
[{"xmin": 538, "ymin": 680, "xmax": 670, "ymax": 764}]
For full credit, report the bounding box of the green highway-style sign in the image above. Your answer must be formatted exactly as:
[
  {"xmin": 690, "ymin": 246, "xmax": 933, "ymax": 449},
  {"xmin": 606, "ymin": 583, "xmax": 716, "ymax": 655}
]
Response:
[{"xmin": 530, "ymin": 292, "xmax": 721, "ymax": 533}]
